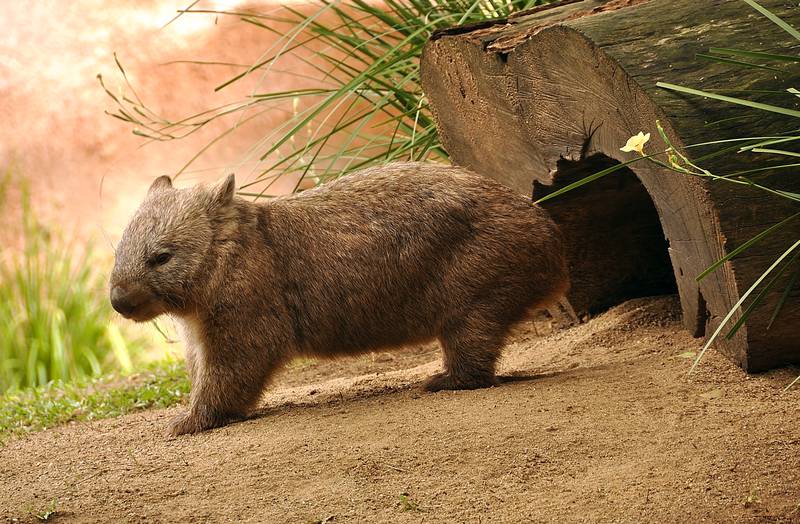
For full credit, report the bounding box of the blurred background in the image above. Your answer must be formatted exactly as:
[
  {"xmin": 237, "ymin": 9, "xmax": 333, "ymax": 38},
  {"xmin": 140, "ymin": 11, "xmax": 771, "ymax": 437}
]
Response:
[
  {"xmin": 0, "ymin": 0, "xmax": 324, "ymax": 389},
  {"xmin": 0, "ymin": 0, "xmax": 310, "ymax": 240}
]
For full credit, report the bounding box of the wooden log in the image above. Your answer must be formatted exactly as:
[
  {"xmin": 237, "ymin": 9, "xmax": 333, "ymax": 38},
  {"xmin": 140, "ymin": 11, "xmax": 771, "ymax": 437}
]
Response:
[{"xmin": 420, "ymin": 0, "xmax": 800, "ymax": 371}]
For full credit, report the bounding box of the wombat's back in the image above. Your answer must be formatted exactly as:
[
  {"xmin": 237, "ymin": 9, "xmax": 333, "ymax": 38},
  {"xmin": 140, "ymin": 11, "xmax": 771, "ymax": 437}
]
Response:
[{"xmin": 265, "ymin": 162, "xmax": 568, "ymax": 357}]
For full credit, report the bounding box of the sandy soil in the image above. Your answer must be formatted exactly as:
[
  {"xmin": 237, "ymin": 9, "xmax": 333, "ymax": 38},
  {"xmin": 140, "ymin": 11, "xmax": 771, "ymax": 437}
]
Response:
[{"xmin": 2, "ymin": 296, "xmax": 799, "ymax": 523}]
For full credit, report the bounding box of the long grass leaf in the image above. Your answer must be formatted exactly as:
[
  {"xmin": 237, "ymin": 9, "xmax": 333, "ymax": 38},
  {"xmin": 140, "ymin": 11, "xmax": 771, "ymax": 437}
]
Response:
[
  {"xmin": 696, "ymin": 212, "xmax": 800, "ymax": 281},
  {"xmin": 657, "ymin": 82, "xmax": 800, "ymax": 119},
  {"xmin": 724, "ymin": 250, "xmax": 799, "ymax": 338},
  {"xmin": 709, "ymin": 47, "xmax": 800, "ymax": 63},
  {"xmin": 751, "ymin": 147, "xmax": 800, "ymax": 157},
  {"xmin": 742, "ymin": 0, "xmax": 800, "ymax": 42},
  {"xmin": 690, "ymin": 239, "xmax": 800, "ymax": 373},
  {"xmin": 696, "ymin": 53, "xmax": 784, "ymax": 72},
  {"xmin": 535, "ymin": 153, "xmax": 662, "ymax": 204},
  {"xmin": 767, "ymin": 263, "xmax": 800, "ymax": 329}
]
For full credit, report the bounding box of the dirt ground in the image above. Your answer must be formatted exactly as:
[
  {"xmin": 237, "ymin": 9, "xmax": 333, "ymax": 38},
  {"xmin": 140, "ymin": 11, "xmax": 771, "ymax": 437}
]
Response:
[{"xmin": 2, "ymin": 296, "xmax": 799, "ymax": 523}]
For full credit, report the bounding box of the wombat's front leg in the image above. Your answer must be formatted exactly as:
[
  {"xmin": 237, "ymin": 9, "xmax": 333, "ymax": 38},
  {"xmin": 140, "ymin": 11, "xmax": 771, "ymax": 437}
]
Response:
[{"xmin": 167, "ymin": 345, "xmax": 279, "ymax": 437}]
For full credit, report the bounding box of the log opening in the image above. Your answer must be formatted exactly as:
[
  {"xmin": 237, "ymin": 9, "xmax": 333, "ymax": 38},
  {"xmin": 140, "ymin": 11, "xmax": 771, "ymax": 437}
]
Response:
[{"xmin": 535, "ymin": 153, "xmax": 677, "ymax": 316}]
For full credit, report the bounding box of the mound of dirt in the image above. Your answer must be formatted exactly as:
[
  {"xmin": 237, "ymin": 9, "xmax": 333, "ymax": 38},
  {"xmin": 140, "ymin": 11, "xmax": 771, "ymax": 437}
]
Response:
[{"xmin": 2, "ymin": 296, "xmax": 799, "ymax": 523}]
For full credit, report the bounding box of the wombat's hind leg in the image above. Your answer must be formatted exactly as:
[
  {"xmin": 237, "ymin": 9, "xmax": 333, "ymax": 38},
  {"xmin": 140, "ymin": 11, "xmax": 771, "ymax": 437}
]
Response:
[{"xmin": 423, "ymin": 319, "xmax": 504, "ymax": 392}]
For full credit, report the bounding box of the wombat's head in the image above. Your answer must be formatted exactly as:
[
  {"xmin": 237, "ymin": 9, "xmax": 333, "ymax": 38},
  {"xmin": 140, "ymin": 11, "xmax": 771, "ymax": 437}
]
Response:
[{"xmin": 109, "ymin": 174, "xmax": 236, "ymax": 322}]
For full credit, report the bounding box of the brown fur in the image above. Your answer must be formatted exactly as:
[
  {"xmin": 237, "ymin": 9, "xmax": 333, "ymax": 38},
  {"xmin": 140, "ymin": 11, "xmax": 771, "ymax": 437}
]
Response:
[{"xmin": 109, "ymin": 162, "xmax": 569, "ymax": 436}]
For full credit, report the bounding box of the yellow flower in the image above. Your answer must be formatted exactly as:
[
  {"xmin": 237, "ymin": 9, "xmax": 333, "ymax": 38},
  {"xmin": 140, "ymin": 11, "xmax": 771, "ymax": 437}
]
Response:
[{"xmin": 620, "ymin": 132, "xmax": 651, "ymax": 155}]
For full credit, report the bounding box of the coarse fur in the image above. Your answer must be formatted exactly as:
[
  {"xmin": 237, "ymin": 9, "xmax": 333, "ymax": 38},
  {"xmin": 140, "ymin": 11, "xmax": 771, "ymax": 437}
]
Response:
[{"xmin": 109, "ymin": 163, "xmax": 569, "ymax": 436}]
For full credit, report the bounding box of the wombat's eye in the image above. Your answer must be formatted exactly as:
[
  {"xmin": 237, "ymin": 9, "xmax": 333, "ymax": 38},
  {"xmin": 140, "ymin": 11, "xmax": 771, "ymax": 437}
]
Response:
[{"xmin": 149, "ymin": 252, "xmax": 173, "ymax": 267}]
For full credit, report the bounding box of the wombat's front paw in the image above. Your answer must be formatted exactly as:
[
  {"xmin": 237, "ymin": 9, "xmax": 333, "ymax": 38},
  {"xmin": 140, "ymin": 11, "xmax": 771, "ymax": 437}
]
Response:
[
  {"xmin": 423, "ymin": 372, "xmax": 498, "ymax": 392},
  {"xmin": 166, "ymin": 411, "xmax": 206, "ymax": 437},
  {"xmin": 423, "ymin": 372, "xmax": 457, "ymax": 392}
]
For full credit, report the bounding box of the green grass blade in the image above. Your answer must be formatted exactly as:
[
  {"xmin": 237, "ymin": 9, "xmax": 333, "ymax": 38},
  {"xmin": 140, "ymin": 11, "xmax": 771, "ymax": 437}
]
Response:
[
  {"xmin": 107, "ymin": 324, "xmax": 133, "ymax": 373},
  {"xmin": 738, "ymin": 135, "xmax": 800, "ymax": 152},
  {"xmin": 657, "ymin": 82, "xmax": 800, "ymax": 119},
  {"xmin": 751, "ymin": 148, "xmax": 800, "ymax": 158},
  {"xmin": 535, "ymin": 153, "xmax": 664, "ymax": 204},
  {"xmin": 696, "ymin": 212, "xmax": 800, "ymax": 281},
  {"xmin": 724, "ymin": 162, "xmax": 800, "ymax": 177},
  {"xmin": 742, "ymin": 0, "xmax": 800, "ymax": 42},
  {"xmin": 783, "ymin": 374, "xmax": 800, "ymax": 392},
  {"xmin": 709, "ymin": 47, "xmax": 800, "ymax": 63},
  {"xmin": 690, "ymin": 238, "xmax": 800, "ymax": 373},
  {"xmin": 696, "ymin": 52, "xmax": 784, "ymax": 72},
  {"xmin": 724, "ymin": 249, "xmax": 799, "ymax": 338},
  {"xmin": 767, "ymin": 263, "xmax": 800, "ymax": 329}
]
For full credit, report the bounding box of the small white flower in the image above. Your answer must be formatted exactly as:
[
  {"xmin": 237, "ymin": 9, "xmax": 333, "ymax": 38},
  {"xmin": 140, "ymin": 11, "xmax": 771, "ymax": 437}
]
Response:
[{"xmin": 620, "ymin": 132, "xmax": 651, "ymax": 155}]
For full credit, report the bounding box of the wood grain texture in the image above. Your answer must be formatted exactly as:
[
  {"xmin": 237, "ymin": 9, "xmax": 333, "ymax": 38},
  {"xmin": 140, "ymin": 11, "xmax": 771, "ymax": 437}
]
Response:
[{"xmin": 421, "ymin": 0, "xmax": 800, "ymax": 371}]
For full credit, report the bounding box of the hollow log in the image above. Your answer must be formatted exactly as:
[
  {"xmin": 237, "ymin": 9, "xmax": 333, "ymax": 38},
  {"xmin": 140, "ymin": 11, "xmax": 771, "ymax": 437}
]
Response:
[{"xmin": 421, "ymin": 0, "xmax": 800, "ymax": 371}]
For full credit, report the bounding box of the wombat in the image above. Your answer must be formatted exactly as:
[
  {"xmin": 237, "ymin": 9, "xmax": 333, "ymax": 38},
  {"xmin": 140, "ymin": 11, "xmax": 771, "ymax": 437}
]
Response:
[{"xmin": 110, "ymin": 162, "xmax": 569, "ymax": 436}]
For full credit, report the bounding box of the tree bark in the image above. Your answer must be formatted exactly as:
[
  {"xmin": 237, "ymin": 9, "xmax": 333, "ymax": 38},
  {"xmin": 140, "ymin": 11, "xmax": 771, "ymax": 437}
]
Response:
[{"xmin": 421, "ymin": 0, "xmax": 800, "ymax": 371}]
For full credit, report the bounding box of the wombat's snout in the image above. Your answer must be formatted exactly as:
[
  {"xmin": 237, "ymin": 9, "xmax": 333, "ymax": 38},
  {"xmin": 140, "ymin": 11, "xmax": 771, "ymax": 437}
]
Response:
[{"xmin": 110, "ymin": 284, "xmax": 148, "ymax": 319}]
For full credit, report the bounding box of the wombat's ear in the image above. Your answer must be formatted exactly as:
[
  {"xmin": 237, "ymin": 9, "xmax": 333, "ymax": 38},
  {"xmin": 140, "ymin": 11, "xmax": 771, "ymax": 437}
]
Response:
[
  {"xmin": 148, "ymin": 175, "xmax": 173, "ymax": 194},
  {"xmin": 211, "ymin": 173, "xmax": 236, "ymax": 206}
]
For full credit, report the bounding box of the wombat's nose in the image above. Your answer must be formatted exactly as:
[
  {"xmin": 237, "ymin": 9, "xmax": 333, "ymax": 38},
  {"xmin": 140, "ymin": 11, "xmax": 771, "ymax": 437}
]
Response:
[{"xmin": 110, "ymin": 285, "xmax": 135, "ymax": 316}]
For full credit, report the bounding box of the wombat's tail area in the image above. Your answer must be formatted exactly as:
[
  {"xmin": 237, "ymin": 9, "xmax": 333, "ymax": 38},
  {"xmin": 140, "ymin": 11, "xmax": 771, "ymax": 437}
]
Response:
[
  {"xmin": 522, "ymin": 245, "xmax": 573, "ymax": 325},
  {"xmin": 538, "ymin": 256, "xmax": 580, "ymax": 326}
]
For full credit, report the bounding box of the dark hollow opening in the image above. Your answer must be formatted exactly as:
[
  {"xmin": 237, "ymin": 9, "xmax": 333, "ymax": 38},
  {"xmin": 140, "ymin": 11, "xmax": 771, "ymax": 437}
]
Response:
[{"xmin": 534, "ymin": 153, "xmax": 678, "ymax": 316}]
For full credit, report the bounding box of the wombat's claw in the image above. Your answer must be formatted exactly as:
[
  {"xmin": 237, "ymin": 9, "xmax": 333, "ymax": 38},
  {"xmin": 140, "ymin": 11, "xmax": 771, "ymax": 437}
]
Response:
[{"xmin": 423, "ymin": 372, "xmax": 498, "ymax": 392}]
